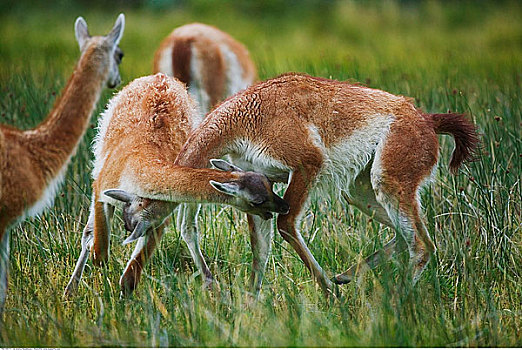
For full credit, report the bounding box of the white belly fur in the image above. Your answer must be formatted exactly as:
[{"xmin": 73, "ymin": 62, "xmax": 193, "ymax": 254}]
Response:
[{"xmin": 309, "ymin": 114, "xmax": 394, "ymax": 200}]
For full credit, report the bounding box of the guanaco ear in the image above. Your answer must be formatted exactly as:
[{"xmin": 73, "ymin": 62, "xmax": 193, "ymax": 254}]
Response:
[
  {"xmin": 103, "ymin": 189, "xmax": 135, "ymax": 203},
  {"xmin": 210, "ymin": 159, "xmax": 243, "ymax": 172},
  {"xmin": 74, "ymin": 16, "xmax": 90, "ymax": 50},
  {"xmin": 209, "ymin": 180, "xmax": 240, "ymax": 196},
  {"xmin": 122, "ymin": 221, "xmax": 149, "ymax": 245},
  {"xmin": 105, "ymin": 13, "xmax": 125, "ymax": 47}
]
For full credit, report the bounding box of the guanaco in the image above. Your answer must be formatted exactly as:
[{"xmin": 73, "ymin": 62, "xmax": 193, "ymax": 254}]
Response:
[
  {"xmin": 114, "ymin": 73, "xmax": 479, "ymax": 295},
  {"xmin": 64, "ymin": 74, "xmax": 288, "ymax": 296},
  {"xmin": 0, "ymin": 14, "xmax": 125, "ymax": 311},
  {"xmin": 153, "ymin": 23, "xmax": 257, "ymax": 114}
]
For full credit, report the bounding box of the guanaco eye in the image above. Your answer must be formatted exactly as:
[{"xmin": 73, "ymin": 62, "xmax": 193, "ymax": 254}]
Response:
[
  {"xmin": 115, "ymin": 49, "xmax": 124, "ymax": 63},
  {"xmin": 251, "ymin": 198, "xmax": 266, "ymax": 206}
]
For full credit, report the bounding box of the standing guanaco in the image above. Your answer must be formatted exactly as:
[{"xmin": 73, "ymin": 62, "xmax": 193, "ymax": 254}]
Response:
[
  {"xmin": 0, "ymin": 14, "xmax": 125, "ymax": 311},
  {"xmin": 111, "ymin": 73, "xmax": 479, "ymax": 295}
]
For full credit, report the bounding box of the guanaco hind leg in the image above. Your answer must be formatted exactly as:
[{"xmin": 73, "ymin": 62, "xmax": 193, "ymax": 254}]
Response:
[
  {"xmin": 376, "ymin": 188, "xmax": 435, "ymax": 284},
  {"xmin": 367, "ymin": 121, "xmax": 436, "ymax": 284},
  {"xmin": 336, "ymin": 178, "xmax": 435, "ymax": 285}
]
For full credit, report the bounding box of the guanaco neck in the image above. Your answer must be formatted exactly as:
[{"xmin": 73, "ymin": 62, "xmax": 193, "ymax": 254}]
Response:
[
  {"xmin": 135, "ymin": 162, "xmax": 239, "ymax": 206},
  {"xmin": 24, "ymin": 43, "xmax": 109, "ymax": 180}
]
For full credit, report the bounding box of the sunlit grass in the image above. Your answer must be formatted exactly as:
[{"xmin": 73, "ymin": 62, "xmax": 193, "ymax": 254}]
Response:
[{"xmin": 0, "ymin": 1, "xmax": 520, "ymax": 347}]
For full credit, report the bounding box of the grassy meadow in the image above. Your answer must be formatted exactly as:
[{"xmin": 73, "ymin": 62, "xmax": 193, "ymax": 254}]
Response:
[{"xmin": 0, "ymin": 0, "xmax": 521, "ymax": 347}]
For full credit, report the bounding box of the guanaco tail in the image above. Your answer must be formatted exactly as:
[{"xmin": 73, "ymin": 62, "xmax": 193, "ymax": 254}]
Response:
[{"xmin": 0, "ymin": 14, "xmax": 125, "ymax": 311}]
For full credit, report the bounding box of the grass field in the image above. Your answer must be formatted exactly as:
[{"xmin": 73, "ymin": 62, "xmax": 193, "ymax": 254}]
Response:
[{"xmin": 0, "ymin": 0, "xmax": 521, "ymax": 347}]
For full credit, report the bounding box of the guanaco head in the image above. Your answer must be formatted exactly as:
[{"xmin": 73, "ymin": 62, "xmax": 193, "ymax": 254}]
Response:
[
  {"xmin": 74, "ymin": 13, "xmax": 125, "ymax": 88},
  {"xmin": 208, "ymin": 159, "xmax": 290, "ymax": 220},
  {"xmin": 103, "ymin": 189, "xmax": 176, "ymax": 245}
]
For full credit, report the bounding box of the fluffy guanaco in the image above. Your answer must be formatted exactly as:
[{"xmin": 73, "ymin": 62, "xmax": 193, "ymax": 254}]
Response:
[
  {"xmin": 113, "ymin": 73, "xmax": 479, "ymax": 295},
  {"xmin": 0, "ymin": 14, "xmax": 125, "ymax": 311},
  {"xmin": 153, "ymin": 23, "xmax": 257, "ymax": 114},
  {"xmin": 64, "ymin": 74, "xmax": 288, "ymax": 296}
]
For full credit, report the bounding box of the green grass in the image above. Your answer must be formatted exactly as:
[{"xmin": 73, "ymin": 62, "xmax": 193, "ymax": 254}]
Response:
[{"xmin": 0, "ymin": 1, "xmax": 521, "ymax": 347}]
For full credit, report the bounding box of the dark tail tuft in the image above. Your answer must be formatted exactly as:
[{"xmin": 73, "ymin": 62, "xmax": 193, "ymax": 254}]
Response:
[{"xmin": 429, "ymin": 113, "xmax": 480, "ymax": 174}]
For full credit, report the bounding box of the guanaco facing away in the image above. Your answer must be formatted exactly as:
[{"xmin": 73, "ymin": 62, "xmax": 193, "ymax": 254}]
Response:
[
  {"xmin": 113, "ymin": 73, "xmax": 479, "ymax": 295},
  {"xmin": 64, "ymin": 74, "xmax": 288, "ymax": 297},
  {"xmin": 153, "ymin": 23, "xmax": 257, "ymax": 114},
  {"xmin": 0, "ymin": 14, "xmax": 125, "ymax": 311}
]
